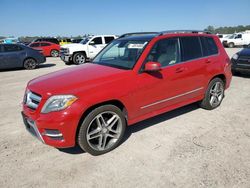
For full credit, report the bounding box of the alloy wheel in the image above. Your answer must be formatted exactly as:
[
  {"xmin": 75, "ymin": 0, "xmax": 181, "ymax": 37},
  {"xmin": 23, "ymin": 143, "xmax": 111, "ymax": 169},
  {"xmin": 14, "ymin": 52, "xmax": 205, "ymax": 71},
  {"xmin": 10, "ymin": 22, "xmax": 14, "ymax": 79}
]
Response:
[
  {"xmin": 209, "ymin": 82, "xmax": 224, "ymax": 107},
  {"xmin": 24, "ymin": 59, "xmax": 37, "ymax": 70},
  {"xmin": 86, "ymin": 111, "xmax": 123, "ymax": 151},
  {"xmin": 51, "ymin": 50, "xmax": 59, "ymax": 57},
  {"xmin": 76, "ymin": 54, "xmax": 85, "ymax": 64}
]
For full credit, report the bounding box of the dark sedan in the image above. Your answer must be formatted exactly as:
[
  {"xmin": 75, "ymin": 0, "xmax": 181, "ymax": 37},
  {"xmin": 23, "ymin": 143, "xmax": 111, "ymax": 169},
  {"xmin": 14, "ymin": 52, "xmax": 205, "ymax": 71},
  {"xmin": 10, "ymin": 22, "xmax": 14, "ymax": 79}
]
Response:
[
  {"xmin": 0, "ymin": 44, "xmax": 46, "ymax": 70},
  {"xmin": 231, "ymin": 45, "xmax": 250, "ymax": 74}
]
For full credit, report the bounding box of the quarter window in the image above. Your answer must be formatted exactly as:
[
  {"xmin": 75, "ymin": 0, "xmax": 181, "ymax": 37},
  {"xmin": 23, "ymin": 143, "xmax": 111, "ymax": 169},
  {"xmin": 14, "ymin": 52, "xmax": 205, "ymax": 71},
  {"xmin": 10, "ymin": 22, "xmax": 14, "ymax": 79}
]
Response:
[
  {"xmin": 200, "ymin": 37, "xmax": 218, "ymax": 56},
  {"xmin": 145, "ymin": 38, "xmax": 180, "ymax": 67},
  {"xmin": 180, "ymin": 37, "xmax": 202, "ymax": 61}
]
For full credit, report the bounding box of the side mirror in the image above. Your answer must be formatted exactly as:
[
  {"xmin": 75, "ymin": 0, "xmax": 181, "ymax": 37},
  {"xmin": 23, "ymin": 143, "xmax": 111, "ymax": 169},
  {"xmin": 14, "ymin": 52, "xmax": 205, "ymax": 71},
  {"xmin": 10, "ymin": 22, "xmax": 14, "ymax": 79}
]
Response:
[
  {"xmin": 144, "ymin": 61, "xmax": 161, "ymax": 72},
  {"xmin": 89, "ymin": 41, "xmax": 95, "ymax": 45}
]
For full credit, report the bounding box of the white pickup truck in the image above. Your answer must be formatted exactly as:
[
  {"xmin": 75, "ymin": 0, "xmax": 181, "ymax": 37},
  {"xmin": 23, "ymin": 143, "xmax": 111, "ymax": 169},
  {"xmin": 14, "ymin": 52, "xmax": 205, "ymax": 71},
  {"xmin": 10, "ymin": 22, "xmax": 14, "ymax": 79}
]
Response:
[
  {"xmin": 223, "ymin": 31, "xmax": 250, "ymax": 48},
  {"xmin": 60, "ymin": 35, "xmax": 117, "ymax": 64}
]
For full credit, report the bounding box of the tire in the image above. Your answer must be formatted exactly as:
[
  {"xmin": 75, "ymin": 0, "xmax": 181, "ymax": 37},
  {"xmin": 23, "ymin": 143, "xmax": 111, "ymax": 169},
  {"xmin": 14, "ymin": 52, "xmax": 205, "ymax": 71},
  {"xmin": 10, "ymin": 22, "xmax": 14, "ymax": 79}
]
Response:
[
  {"xmin": 228, "ymin": 42, "xmax": 234, "ymax": 48},
  {"xmin": 23, "ymin": 58, "xmax": 37, "ymax": 70},
  {"xmin": 78, "ymin": 105, "xmax": 126, "ymax": 155},
  {"xmin": 50, "ymin": 50, "xmax": 59, "ymax": 57},
  {"xmin": 73, "ymin": 52, "xmax": 86, "ymax": 65},
  {"xmin": 199, "ymin": 78, "xmax": 225, "ymax": 110}
]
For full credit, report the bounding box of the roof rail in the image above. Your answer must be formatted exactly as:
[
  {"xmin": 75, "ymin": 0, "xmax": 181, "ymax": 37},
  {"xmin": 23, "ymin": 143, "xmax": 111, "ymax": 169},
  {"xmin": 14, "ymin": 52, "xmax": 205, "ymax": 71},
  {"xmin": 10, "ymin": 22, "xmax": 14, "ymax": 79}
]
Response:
[
  {"xmin": 159, "ymin": 30, "xmax": 211, "ymax": 35},
  {"xmin": 119, "ymin": 32, "xmax": 159, "ymax": 38}
]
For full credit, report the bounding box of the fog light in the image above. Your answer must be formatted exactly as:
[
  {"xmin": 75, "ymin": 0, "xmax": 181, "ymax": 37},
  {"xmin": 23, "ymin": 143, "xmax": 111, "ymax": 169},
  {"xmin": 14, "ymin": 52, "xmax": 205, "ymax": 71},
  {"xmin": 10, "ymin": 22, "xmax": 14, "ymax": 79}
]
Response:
[{"xmin": 42, "ymin": 129, "xmax": 64, "ymax": 140}]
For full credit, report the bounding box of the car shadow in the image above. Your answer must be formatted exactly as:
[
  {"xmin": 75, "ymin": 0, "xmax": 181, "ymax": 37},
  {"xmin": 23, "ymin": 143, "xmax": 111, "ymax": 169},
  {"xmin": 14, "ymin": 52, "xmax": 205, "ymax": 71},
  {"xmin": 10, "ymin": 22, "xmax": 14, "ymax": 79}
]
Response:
[
  {"xmin": 38, "ymin": 63, "xmax": 56, "ymax": 69},
  {"xmin": 57, "ymin": 145, "xmax": 85, "ymax": 155},
  {"xmin": 121, "ymin": 103, "xmax": 199, "ymax": 144},
  {"xmin": 0, "ymin": 63, "xmax": 56, "ymax": 72},
  {"xmin": 233, "ymin": 72, "xmax": 250, "ymax": 79},
  {"xmin": 58, "ymin": 103, "xmax": 199, "ymax": 155}
]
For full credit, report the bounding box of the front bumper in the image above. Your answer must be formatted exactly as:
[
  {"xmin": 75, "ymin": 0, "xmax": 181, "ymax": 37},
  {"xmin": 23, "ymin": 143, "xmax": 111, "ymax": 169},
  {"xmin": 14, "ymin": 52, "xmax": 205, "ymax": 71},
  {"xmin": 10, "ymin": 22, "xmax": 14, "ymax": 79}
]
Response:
[
  {"xmin": 60, "ymin": 53, "xmax": 72, "ymax": 63},
  {"xmin": 231, "ymin": 58, "xmax": 250, "ymax": 72},
  {"xmin": 22, "ymin": 112, "xmax": 44, "ymax": 143},
  {"xmin": 22, "ymin": 102, "xmax": 82, "ymax": 148}
]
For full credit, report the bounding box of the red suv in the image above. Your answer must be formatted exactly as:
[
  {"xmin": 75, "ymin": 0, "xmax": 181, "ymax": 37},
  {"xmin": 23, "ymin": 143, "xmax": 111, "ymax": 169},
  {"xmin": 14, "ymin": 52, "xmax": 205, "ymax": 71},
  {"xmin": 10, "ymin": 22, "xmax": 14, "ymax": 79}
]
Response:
[
  {"xmin": 29, "ymin": 42, "xmax": 60, "ymax": 57},
  {"xmin": 22, "ymin": 30, "xmax": 232, "ymax": 155}
]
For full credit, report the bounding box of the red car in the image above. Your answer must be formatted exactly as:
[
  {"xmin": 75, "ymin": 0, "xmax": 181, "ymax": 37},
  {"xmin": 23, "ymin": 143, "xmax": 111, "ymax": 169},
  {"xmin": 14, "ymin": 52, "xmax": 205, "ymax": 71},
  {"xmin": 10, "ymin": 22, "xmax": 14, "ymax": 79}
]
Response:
[
  {"xmin": 29, "ymin": 41, "xmax": 60, "ymax": 57},
  {"xmin": 22, "ymin": 30, "xmax": 232, "ymax": 155}
]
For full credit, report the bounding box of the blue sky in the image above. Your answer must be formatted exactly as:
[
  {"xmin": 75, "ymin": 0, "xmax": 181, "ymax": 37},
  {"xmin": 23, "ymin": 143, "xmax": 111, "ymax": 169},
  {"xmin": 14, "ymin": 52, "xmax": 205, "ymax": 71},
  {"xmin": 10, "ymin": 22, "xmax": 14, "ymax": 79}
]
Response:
[{"xmin": 0, "ymin": 0, "xmax": 249, "ymax": 37}]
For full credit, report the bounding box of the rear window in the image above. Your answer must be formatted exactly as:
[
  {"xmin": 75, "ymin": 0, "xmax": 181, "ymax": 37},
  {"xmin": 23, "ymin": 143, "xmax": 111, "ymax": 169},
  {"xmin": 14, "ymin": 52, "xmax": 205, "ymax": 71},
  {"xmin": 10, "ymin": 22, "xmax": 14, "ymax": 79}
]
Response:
[
  {"xmin": 200, "ymin": 37, "xmax": 218, "ymax": 56},
  {"xmin": 30, "ymin": 43, "xmax": 40, "ymax": 47},
  {"xmin": 180, "ymin": 37, "xmax": 202, "ymax": 61},
  {"xmin": 41, "ymin": 43, "xmax": 50, "ymax": 46},
  {"xmin": 104, "ymin": 36, "xmax": 115, "ymax": 44}
]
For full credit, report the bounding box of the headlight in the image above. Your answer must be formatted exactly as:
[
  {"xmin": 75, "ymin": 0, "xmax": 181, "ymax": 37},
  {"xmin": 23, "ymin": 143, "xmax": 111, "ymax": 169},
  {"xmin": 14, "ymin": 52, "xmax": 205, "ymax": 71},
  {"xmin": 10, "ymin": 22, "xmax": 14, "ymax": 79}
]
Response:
[
  {"xmin": 41, "ymin": 95, "xmax": 77, "ymax": 113},
  {"xmin": 232, "ymin": 53, "xmax": 239, "ymax": 60}
]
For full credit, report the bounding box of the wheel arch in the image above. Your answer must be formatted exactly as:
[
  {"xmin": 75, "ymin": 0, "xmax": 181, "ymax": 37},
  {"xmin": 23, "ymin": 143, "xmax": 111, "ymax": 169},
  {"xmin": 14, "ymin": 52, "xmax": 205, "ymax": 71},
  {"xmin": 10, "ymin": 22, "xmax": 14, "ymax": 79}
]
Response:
[
  {"xmin": 23, "ymin": 57, "xmax": 37, "ymax": 65},
  {"xmin": 72, "ymin": 51, "xmax": 87, "ymax": 57},
  {"xmin": 75, "ymin": 99, "xmax": 128, "ymax": 144},
  {"xmin": 50, "ymin": 49, "xmax": 59, "ymax": 56},
  {"xmin": 211, "ymin": 74, "xmax": 226, "ymax": 86}
]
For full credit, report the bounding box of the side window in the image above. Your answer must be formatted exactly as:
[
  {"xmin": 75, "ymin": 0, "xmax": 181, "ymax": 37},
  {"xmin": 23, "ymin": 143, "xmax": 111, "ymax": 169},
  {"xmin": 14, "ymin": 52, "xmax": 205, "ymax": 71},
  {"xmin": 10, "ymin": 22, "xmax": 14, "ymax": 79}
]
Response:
[
  {"xmin": 180, "ymin": 37, "xmax": 202, "ymax": 61},
  {"xmin": 3, "ymin": 44, "xmax": 23, "ymax": 52},
  {"xmin": 200, "ymin": 37, "xmax": 218, "ymax": 56},
  {"xmin": 236, "ymin": 34, "xmax": 242, "ymax": 39},
  {"xmin": 30, "ymin": 43, "xmax": 40, "ymax": 47},
  {"xmin": 104, "ymin": 37, "xmax": 115, "ymax": 44},
  {"xmin": 41, "ymin": 43, "xmax": 50, "ymax": 46},
  {"xmin": 145, "ymin": 38, "xmax": 180, "ymax": 67},
  {"xmin": 90, "ymin": 37, "xmax": 103, "ymax": 45},
  {"xmin": 67, "ymin": 39, "xmax": 71, "ymax": 42}
]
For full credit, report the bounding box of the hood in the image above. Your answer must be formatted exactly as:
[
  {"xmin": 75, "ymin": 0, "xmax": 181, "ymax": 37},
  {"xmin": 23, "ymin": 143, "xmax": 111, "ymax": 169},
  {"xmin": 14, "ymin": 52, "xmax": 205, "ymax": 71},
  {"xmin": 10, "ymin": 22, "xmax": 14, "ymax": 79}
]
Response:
[
  {"xmin": 239, "ymin": 48, "xmax": 250, "ymax": 56},
  {"xmin": 28, "ymin": 63, "xmax": 129, "ymax": 99}
]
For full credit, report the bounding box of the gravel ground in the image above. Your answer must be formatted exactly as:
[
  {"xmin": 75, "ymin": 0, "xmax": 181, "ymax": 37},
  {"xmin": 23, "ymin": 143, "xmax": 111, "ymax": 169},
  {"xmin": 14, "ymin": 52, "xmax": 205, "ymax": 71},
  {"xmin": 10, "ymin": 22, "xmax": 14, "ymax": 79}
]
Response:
[{"xmin": 0, "ymin": 48, "xmax": 250, "ymax": 188}]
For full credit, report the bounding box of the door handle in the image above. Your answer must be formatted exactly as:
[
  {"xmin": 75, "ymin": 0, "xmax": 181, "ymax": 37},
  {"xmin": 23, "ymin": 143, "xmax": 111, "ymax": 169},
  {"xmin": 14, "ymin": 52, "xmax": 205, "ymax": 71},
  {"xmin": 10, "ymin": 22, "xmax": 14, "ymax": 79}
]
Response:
[
  {"xmin": 175, "ymin": 67, "xmax": 185, "ymax": 73},
  {"xmin": 205, "ymin": 59, "xmax": 211, "ymax": 64}
]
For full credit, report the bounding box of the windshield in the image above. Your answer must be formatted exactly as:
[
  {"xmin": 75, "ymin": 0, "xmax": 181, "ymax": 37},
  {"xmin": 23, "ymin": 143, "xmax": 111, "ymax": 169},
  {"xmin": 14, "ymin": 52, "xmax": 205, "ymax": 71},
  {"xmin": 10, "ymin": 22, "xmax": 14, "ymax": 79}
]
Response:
[
  {"xmin": 80, "ymin": 37, "xmax": 91, "ymax": 44},
  {"xmin": 229, "ymin": 34, "xmax": 236, "ymax": 39},
  {"xmin": 93, "ymin": 39, "xmax": 149, "ymax": 69}
]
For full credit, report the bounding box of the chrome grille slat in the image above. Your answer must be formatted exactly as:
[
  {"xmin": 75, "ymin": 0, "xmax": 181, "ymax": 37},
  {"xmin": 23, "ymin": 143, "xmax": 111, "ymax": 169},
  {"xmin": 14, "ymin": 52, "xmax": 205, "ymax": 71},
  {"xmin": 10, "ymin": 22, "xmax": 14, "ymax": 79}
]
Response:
[{"xmin": 25, "ymin": 91, "xmax": 42, "ymax": 110}]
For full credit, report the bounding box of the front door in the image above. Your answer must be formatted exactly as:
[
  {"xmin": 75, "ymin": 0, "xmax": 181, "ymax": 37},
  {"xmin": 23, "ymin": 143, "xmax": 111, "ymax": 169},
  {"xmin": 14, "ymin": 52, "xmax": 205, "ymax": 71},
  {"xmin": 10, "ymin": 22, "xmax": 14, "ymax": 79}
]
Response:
[{"xmin": 87, "ymin": 37, "xmax": 106, "ymax": 59}]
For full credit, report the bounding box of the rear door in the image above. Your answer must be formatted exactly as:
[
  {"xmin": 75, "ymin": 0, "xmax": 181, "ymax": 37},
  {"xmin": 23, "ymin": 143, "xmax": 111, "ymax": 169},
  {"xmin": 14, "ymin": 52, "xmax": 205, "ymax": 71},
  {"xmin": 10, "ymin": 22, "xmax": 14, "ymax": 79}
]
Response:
[
  {"xmin": 0, "ymin": 45, "xmax": 5, "ymax": 68},
  {"xmin": 40, "ymin": 42, "xmax": 51, "ymax": 56},
  {"xmin": 178, "ymin": 36, "xmax": 207, "ymax": 93},
  {"xmin": 200, "ymin": 36, "xmax": 220, "ymax": 80},
  {"xmin": 133, "ymin": 37, "xmax": 204, "ymax": 118},
  {"xmin": 0, "ymin": 44, "xmax": 25, "ymax": 68},
  {"xmin": 234, "ymin": 34, "xmax": 243, "ymax": 45},
  {"xmin": 104, "ymin": 36, "xmax": 115, "ymax": 44}
]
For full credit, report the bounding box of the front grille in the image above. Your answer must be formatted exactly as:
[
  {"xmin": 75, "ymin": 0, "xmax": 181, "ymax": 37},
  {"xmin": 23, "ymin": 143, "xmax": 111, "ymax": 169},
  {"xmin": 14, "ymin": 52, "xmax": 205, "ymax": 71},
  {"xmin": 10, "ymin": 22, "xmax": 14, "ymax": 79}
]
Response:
[
  {"xmin": 24, "ymin": 91, "xmax": 42, "ymax": 110},
  {"xmin": 237, "ymin": 56, "xmax": 250, "ymax": 65},
  {"xmin": 60, "ymin": 48, "xmax": 68, "ymax": 54}
]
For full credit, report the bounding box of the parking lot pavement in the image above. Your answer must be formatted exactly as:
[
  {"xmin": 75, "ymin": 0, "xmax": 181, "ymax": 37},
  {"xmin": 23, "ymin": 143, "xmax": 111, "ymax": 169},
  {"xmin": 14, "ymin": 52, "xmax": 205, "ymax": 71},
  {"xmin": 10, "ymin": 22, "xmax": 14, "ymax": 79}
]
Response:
[{"xmin": 0, "ymin": 48, "xmax": 250, "ymax": 187}]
